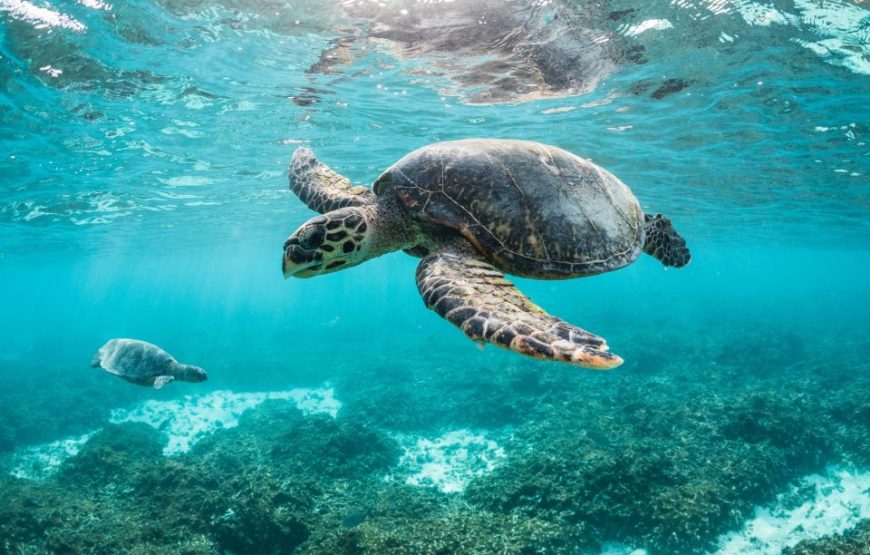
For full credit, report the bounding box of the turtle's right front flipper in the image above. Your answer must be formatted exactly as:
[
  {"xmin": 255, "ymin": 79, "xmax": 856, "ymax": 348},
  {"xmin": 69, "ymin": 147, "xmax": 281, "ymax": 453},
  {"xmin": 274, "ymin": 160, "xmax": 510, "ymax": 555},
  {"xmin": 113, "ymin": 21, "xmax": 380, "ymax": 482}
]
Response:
[
  {"xmin": 290, "ymin": 148, "xmax": 376, "ymax": 213},
  {"xmin": 416, "ymin": 247, "xmax": 623, "ymax": 369}
]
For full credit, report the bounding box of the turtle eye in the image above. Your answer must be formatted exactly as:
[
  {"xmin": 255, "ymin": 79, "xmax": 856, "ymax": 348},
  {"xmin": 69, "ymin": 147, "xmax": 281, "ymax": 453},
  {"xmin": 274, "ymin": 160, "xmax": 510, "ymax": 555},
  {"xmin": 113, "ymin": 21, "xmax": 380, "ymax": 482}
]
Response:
[{"xmin": 298, "ymin": 225, "xmax": 325, "ymax": 250}]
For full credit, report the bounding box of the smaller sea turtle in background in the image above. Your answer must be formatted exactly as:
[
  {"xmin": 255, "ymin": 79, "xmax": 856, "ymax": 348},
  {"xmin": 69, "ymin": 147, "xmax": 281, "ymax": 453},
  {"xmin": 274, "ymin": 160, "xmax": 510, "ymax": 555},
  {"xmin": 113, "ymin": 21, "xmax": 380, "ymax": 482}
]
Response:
[
  {"xmin": 91, "ymin": 338, "xmax": 207, "ymax": 389},
  {"xmin": 282, "ymin": 139, "xmax": 690, "ymax": 369}
]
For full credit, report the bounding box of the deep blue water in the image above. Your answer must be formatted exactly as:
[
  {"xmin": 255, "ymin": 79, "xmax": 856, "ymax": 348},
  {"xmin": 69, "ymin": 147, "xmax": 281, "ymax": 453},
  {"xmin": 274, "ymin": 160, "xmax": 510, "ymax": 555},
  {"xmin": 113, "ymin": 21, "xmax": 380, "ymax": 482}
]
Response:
[{"xmin": 1, "ymin": 1, "xmax": 869, "ymax": 554}]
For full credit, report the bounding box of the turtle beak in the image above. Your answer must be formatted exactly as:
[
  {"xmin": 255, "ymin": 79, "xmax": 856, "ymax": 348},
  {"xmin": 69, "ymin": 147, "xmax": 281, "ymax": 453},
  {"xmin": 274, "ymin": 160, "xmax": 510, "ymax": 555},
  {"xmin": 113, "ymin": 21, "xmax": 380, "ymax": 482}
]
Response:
[
  {"xmin": 282, "ymin": 258, "xmax": 295, "ymax": 279},
  {"xmin": 283, "ymin": 258, "xmax": 322, "ymax": 279}
]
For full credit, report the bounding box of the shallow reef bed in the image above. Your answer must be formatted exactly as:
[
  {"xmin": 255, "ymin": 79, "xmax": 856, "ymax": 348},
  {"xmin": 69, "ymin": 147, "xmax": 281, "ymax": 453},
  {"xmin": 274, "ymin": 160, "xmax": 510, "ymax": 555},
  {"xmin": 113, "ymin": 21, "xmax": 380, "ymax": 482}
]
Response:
[
  {"xmin": 1, "ymin": 332, "xmax": 869, "ymax": 555},
  {"xmin": 783, "ymin": 519, "xmax": 870, "ymax": 555}
]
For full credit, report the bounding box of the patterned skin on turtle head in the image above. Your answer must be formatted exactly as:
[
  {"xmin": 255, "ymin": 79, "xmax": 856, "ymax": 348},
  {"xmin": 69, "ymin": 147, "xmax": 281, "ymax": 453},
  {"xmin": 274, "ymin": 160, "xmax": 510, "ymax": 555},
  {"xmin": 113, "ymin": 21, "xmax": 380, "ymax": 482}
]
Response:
[
  {"xmin": 283, "ymin": 206, "xmax": 372, "ymax": 278},
  {"xmin": 175, "ymin": 364, "xmax": 208, "ymax": 383}
]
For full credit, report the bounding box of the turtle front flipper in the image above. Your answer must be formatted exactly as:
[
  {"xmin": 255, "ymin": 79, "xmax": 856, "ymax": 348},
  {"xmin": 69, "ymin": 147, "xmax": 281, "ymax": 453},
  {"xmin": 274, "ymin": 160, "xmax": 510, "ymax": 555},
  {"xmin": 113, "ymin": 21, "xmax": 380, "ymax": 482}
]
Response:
[
  {"xmin": 643, "ymin": 213, "xmax": 691, "ymax": 268},
  {"xmin": 153, "ymin": 375, "xmax": 175, "ymax": 389},
  {"xmin": 416, "ymin": 248, "xmax": 623, "ymax": 369},
  {"xmin": 290, "ymin": 148, "xmax": 376, "ymax": 213}
]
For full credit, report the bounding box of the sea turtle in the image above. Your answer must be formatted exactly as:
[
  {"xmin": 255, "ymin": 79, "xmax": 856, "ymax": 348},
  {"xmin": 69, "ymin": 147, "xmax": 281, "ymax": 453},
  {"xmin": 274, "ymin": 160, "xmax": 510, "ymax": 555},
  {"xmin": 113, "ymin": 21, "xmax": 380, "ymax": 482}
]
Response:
[
  {"xmin": 282, "ymin": 139, "xmax": 690, "ymax": 369},
  {"xmin": 91, "ymin": 338, "xmax": 207, "ymax": 389}
]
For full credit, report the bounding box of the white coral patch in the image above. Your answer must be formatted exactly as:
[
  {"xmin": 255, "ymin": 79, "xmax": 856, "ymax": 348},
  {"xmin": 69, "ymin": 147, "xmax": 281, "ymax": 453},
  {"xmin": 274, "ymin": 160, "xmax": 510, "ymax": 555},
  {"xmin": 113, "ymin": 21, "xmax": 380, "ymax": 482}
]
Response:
[
  {"xmin": 595, "ymin": 544, "xmax": 648, "ymax": 555},
  {"xmin": 284, "ymin": 387, "xmax": 342, "ymax": 417},
  {"xmin": 5, "ymin": 387, "xmax": 341, "ymax": 479},
  {"xmin": 712, "ymin": 466, "xmax": 870, "ymax": 554},
  {"xmin": 394, "ymin": 429, "xmax": 506, "ymax": 494},
  {"xmin": 8, "ymin": 431, "xmax": 98, "ymax": 480},
  {"xmin": 110, "ymin": 387, "xmax": 341, "ymax": 456},
  {"xmin": 586, "ymin": 465, "xmax": 870, "ymax": 555}
]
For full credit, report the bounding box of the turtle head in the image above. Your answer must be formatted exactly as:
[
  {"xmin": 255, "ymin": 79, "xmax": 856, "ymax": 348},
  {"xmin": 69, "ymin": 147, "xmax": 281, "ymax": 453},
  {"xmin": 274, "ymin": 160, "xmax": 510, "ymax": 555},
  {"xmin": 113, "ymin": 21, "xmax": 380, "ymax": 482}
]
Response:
[
  {"xmin": 176, "ymin": 364, "xmax": 207, "ymax": 383},
  {"xmin": 283, "ymin": 207, "xmax": 372, "ymax": 278}
]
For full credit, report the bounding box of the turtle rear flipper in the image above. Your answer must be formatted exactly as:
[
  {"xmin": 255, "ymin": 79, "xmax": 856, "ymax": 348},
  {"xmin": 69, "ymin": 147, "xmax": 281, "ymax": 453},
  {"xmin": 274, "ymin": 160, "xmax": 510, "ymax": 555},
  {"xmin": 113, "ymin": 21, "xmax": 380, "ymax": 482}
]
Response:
[
  {"xmin": 416, "ymin": 246, "xmax": 623, "ymax": 370},
  {"xmin": 289, "ymin": 148, "xmax": 376, "ymax": 213},
  {"xmin": 643, "ymin": 213, "xmax": 691, "ymax": 268}
]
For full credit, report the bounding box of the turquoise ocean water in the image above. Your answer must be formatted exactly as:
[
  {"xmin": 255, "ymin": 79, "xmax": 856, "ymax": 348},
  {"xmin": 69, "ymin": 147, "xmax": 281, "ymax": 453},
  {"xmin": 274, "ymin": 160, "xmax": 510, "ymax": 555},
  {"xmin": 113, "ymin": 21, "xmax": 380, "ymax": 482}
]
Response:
[{"xmin": 1, "ymin": 1, "xmax": 869, "ymax": 554}]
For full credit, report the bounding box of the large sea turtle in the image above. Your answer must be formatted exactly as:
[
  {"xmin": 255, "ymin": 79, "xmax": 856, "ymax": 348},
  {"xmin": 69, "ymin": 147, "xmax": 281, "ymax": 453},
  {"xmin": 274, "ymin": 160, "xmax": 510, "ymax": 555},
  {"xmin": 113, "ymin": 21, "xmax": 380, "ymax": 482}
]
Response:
[
  {"xmin": 282, "ymin": 139, "xmax": 690, "ymax": 369},
  {"xmin": 91, "ymin": 338, "xmax": 207, "ymax": 389}
]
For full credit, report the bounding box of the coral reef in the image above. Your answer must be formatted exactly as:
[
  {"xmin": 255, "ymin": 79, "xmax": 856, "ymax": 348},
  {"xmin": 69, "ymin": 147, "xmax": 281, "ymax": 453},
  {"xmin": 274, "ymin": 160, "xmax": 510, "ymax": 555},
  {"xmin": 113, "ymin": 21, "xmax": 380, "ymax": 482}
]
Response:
[
  {"xmin": 1, "ymin": 402, "xmax": 399, "ymax": 555},
  {"xmin": 463, "ymin": 370, "xmax": 870, "ymax": 553},
  {"xmin": 1, "ymin": 331, "xmax": 869, "ymax": 555},
  {"xmin": 0, "ymin": 361, "xmax": 148, "ymax": 454},
  {"xmin": 782, "ymin": 519, "xmax": 870, "ymax": 555}
]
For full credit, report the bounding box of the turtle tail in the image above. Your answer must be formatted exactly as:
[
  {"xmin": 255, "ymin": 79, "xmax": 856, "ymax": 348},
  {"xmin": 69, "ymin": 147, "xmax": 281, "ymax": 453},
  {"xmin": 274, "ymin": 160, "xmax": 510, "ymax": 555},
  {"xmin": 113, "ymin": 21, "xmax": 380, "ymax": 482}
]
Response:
[{"xmin": 643, "ymin": 213, "xmax": 691, "ymax": 268}]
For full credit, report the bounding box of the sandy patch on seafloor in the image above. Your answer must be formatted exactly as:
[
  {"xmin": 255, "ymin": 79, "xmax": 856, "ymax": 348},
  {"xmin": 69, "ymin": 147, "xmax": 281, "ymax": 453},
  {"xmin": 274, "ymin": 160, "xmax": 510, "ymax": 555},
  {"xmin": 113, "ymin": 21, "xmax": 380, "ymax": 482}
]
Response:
[
  {"xmin": 7, "ymin": 431, "xmax": 98, "ymax": 480},
  {"xmin": 587, "ymin": 465, "xmax": 870, "ymax": 555},
  {"xmin": 712, "ymin": 466, "xmax": 870, "ymax": 554},
  {"xmin": 5, "ymin": 386, "xmax": 341, "ymax": 476},
  {"xmin": 390, "ymin": 428, "xmax": 508, "ymax": 494},
  {"xmin": 110, "ymin": 386, "xmax": 341, "ymax": 455}
]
